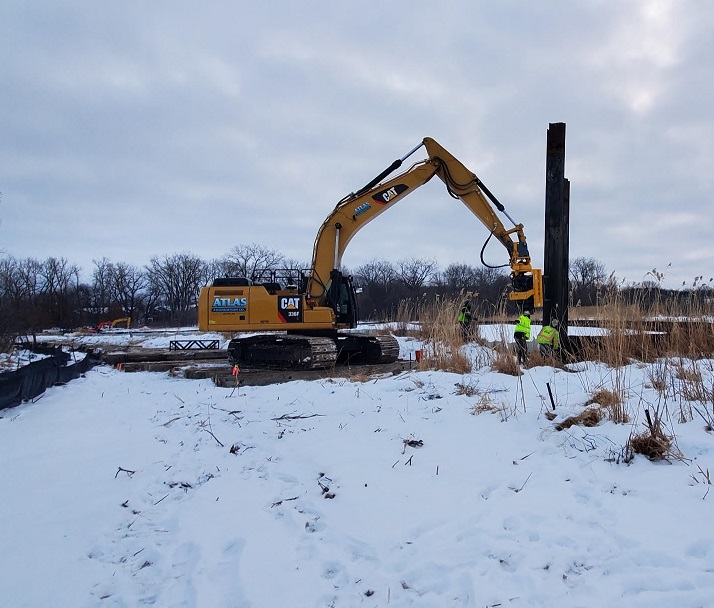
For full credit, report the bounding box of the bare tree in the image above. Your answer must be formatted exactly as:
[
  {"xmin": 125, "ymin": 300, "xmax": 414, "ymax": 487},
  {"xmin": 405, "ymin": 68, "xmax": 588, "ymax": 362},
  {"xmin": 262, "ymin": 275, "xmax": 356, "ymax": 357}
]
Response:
[
  {"xmin": 38, "ymin": 257, "xmax": 80, "ymax": 326},
  {"xmin": 353, "ymin": 260, "xmax": 399, "ymax": 319},
  {"xmin": 0, "ymin": 257, "xmax": 20, "ymax": 301},
  {"xmin": 469, "ymin": 266, "xmax": 510, "ymax": 314},
  {"xmin": 0, "ymin": 256, "xmax": 18, "ymax": 340},
  {"xmin": 110, "ymin": 262, "xmax": 147, "ymax": 321},
  {"xmin": 354, "ymin": 260, "xmax": 397, "ymax": 288},
  {"xmin": 15, "ymin": 258, "xmax": 43, "ymax": 300},
  {"xmin": 440, "ymin": 263, "xmax": 478, "ymax": 293},
  {"xmin": 202, "ymin": 258, "xmax": 224, "ymax": 287},
  {"xmin": 146, "ymin": 252, "xmax": 206, "ymax": 324},
  {"xmin": 12, "ymin": 258, "xmax": 45, "ymax": 332},
  {"xmin": 92, "ymin": 258, "xmax": 114, "ymax": 318},
  {"xmin": 221, "ymin": 243, "xmax": 285, "ymax": 282},
  {"xmin": 397, "ymin": 257, "xmax": 438, "ymax": 293},
  {"xmin": 570, "ymin": 257, "xmax": 608, "ymax": 307},
  {"xmin": 282, "ymin": 258, "xmax": 310, "ymax": 271}
]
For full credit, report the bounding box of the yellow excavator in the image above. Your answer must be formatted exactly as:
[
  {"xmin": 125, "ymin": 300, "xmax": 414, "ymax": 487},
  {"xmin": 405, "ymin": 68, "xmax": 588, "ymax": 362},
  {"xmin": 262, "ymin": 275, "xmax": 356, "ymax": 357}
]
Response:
[
  {"xmin": 92, "ymin": 317, "xmax": 132, "ymax": 332},
  {"xmin": 197, "ymin": 137, "xmax": 543, "ymax": 368}
]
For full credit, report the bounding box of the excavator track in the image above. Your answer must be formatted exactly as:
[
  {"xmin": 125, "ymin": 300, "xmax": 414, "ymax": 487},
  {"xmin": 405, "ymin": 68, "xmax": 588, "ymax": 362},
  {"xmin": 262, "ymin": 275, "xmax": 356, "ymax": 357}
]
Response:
[
  {"xmin": 227, "ymin": 335, "xmax": 337, "ymax": 370},
  {"xmin": 371, "ymin": 334, "xmax": 400, "ymax": 363},
  {"xmin": 335, "ymin": 332, "xmax": 400, "ymax": 365},
  {"xmin": 377, "ymin": 336, "xmax": 399, "ymax": 363},
  {"xmin": 226, "ymin": 333, "xmax": 400, "ymax": 370}
]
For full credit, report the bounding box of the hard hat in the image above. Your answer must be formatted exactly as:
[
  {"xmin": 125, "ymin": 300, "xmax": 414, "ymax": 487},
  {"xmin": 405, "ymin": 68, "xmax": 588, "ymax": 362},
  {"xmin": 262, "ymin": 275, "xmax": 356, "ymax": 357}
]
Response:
[
  {"xmin": 524, "ymin": 310, "xmax": 531, "ymax": 316},
  {"xmin": 552, "ymin": 319, "xmax": 559, "ymax": 327}
]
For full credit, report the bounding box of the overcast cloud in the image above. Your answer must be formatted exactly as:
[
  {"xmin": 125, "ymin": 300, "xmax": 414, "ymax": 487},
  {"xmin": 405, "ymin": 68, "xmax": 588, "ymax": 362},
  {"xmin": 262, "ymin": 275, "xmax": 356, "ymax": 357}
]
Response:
[{"xmin": 1, "ymin": 1, "xmax": 713, "ymax": 288}]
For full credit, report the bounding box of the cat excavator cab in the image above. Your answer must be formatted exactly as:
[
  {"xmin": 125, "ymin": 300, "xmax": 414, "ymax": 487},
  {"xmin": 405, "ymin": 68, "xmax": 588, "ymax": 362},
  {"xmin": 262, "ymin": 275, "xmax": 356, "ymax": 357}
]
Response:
[{"xmin": 198, "ymin": 137, "xmax": 542, "ymax": 369}]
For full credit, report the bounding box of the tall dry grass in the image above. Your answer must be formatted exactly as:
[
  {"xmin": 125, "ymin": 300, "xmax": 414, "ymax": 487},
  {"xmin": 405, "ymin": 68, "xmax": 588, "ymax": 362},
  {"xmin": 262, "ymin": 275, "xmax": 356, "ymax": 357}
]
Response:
[
  {"xmin": 585, "ymin": 387, "xmax": 629, "ymax": 424},
  {"xmin": 489, "ymin": 343, "xmax": 521, "ymax": 376},
  {"xmin": 577, "ymin": 286, "xmax": 714, "ymax": 366},
  {"xmin": 390, "ymin": 300, "xmax": 422, "ymax": 337},
  {"xmin": 417, "ymin": 296, "xmax": 473, "ymax": 373},
  {"xmin": 626, "ymin": 406, "xmax": 682, "ymax": 462}
]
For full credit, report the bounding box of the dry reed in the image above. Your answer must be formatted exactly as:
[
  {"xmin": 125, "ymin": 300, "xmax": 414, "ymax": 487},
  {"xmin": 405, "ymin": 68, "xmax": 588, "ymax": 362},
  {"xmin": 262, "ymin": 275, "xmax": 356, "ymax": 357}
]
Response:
[
  {"xmin": 490, "ymin": 345, "xmax": 521, "ymax": 376},
  {"xmin": 585, "ymin": 388, "xmax": 629, "ymax": 423},
  {"xmin": 390, "ymin": 300, "xmax": 421, "ymax": 337},
  {"xmin": 627, "ymin": 408, "xmax": 679, "ymax": 461},
  {"xmin": 470, "ymin": 393, "xmax": 511, "ymax": 421},
  {"xmin": 416, "ymin": 296, "xmax": 473, "ymax": 374},
  {"xmin": 555, "ymin": 408, "xmax": 603, "ymax": 431},
  {"xmin": 454, "ymin": 378, "xmax": 480, "ymax": 396},
  {"xmin": 577, "ymin": 284, "xmax": 714, "ymax": 366}
]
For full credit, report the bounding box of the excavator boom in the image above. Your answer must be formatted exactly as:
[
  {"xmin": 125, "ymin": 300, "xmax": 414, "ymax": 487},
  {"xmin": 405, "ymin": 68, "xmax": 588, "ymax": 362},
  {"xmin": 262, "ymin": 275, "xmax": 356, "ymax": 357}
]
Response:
[{"xmin": 308, "ymin": 137, "xmax": 542, "ymax": 310}]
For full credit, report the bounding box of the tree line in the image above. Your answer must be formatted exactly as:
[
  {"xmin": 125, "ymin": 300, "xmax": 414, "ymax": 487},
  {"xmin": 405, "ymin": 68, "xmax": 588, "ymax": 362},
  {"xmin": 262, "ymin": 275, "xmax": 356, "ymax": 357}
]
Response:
[
  {"xmin": 0, "ymin": 244, "xmax": 298, "ymax": 336},
  {"xmin": 0, "ymin": 243, "xmax": 511, "ymax": 336},
  {"xmin": 1, "ymin": 240, "xmax": 709, "ymax": 346}
]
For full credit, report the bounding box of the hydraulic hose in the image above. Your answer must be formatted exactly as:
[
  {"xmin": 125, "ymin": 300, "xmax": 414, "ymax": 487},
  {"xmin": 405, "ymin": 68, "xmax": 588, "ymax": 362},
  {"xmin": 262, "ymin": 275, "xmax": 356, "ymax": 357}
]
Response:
[{"xmin": 480, "ymin": 230, "xmax": 510, "ymax": 270}]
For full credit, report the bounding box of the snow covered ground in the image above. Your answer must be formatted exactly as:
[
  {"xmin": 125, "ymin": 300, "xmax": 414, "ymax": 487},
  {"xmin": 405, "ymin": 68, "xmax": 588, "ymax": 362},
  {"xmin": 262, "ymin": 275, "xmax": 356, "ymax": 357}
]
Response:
[
  {"xmin": 1, "ymin": 328, "xmax": 713, "ymax": 607},
  {"xmin": 0, "ymin": 348, "xmax": 51, "ymax": 371}
]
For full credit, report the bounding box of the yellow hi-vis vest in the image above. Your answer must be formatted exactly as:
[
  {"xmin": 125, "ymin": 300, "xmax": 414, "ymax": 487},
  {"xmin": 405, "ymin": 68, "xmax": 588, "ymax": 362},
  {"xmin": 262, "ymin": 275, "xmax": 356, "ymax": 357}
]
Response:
[
  {"xmin": 514, "ymin": 315, "xmax": 531, "ymax": 339},
  {"xmin": 537, "ymin": 326, "xmax": 560, "ymax": 349}
]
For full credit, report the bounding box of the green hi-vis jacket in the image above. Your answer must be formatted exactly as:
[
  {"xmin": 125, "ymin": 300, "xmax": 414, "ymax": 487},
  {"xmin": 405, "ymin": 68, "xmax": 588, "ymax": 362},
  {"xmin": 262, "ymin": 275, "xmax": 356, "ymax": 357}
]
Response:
[
  {"xmin": 537, "ymin": 325, "xmax": 560, "ymax": 349},
  {"xmin": 458, "ymin": 306, "xmax": 472, "ymax": 325},
  {"xmin": 514, "ymin": 315, "xmax": 531, "ymax": 339}
]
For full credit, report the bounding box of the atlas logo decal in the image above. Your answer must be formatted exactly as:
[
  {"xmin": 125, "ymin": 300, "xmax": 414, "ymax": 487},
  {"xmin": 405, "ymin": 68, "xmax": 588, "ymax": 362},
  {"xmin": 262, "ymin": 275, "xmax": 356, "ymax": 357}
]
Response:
[
  {"xmin": 373, "ymin": 184, "xmax": 408, "ymax": 205},
  {"xmin": 212, "ymin": 296, "xmax": 247, "ymax": 313},
  {"xmin": 278, "ymin": 296, "xmax": 303, "ymax": 323},
  {"xmin": 353, "ymin": 201, "xmax": 371, "ymax": 217}
]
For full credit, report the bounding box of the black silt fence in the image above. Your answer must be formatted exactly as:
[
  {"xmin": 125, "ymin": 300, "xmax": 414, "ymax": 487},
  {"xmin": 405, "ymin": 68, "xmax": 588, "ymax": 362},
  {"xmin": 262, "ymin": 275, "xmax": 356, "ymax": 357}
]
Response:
[{"xmin": 0, "ymin": 350, "xmax": 101, "ymax": 411}]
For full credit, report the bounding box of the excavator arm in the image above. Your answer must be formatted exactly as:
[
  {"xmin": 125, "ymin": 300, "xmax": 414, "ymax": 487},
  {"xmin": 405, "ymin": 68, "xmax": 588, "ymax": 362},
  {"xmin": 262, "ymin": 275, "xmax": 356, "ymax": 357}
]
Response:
[{"xmin": 307, "ymin": 137, "xmax": 542, "ymax": 310}]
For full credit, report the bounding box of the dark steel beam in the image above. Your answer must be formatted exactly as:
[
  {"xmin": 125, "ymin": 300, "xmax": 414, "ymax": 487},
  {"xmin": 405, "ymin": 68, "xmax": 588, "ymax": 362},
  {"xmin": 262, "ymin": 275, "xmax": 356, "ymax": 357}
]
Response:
[{"xmin": 543, "ymin": 122, "xmax": 570, "ymax": 351}]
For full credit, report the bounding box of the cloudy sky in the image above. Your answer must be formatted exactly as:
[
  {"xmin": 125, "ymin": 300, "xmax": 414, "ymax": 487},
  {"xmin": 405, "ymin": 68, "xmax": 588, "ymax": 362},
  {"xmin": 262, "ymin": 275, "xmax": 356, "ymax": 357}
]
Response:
[{"xmin": 1, "ymin": 1, "xmax": 713, "ymax": 288}]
